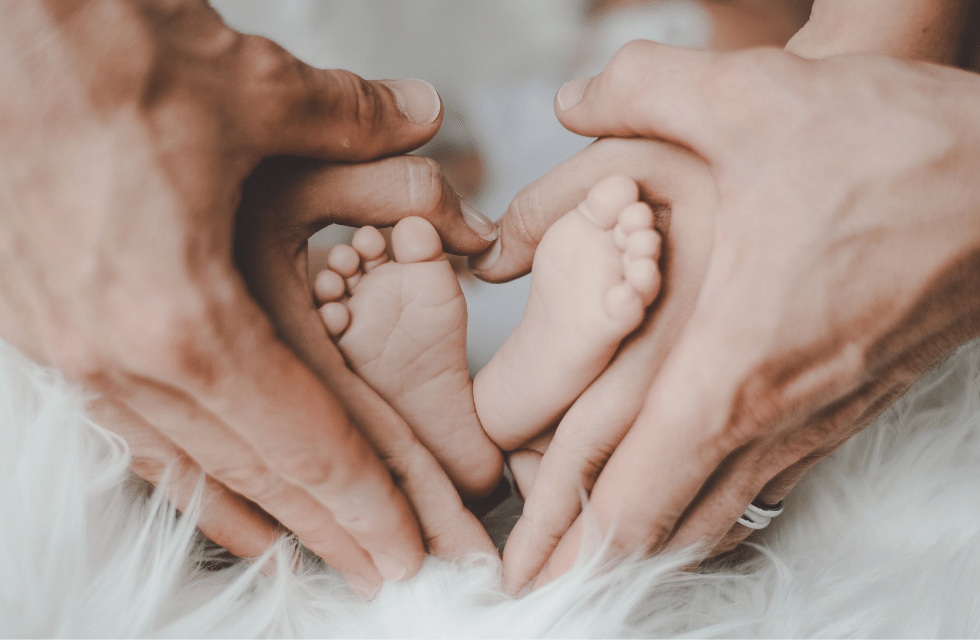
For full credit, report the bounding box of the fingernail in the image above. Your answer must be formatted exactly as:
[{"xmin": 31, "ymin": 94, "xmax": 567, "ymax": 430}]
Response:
[
  {"xmin": 382, "ymin": 78, "xmax": 441, "ymax": 125},
  {"xmin": 462, "ymin": 201, "xmax": 499, "ymax": 242},
  {"xmin": 342, "ymin": 571, "xmax": 382, "ymax": 600},
  {"xmin": 468, "ymin": 236, "xmax": 501, "ymax": 273},
  {"xmin": 556, "ymin": 77, "xmax": 591, "ymax": 111},
  {"xmin": 370, "ymin": 552, "xmax": 408, "ymax": 581}
]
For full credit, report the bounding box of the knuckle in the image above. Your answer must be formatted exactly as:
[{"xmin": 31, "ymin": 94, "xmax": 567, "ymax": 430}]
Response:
[
  {"xmin": 606, "ymin": 39, "xmax": 657, "ymax": 81},
  {"xmin": 714, "ymin": 527, "xmax": 750, "ymax": 555},
  {"xmin": 118, "ymin": 291, "xmax": 223, "ymax": 390},
  {"xmin": 325, "ymin": 70, "xmax": 386, "ymax": 148},
  {"xmin": 240, "ymin": 36, "xmax": 306, "ymax": 129},
  {"xmin": 214, "ymin": 463, "xmax": 282, "ymax": 503},
  {"xmin": 202, "ymin": 22, "xmax": 242, "ymax": 61},
  {"xmin": 714, "ymin": 369, "xmax": 781, "ymax": 454},
  {"xmin": 505, "ymin": 184, "xmax": 550, "ymax": 251},
  {"xmin": 275, "ymin": 415, "xmax": 370, "ymax": 493},
  {"xmin": 129, "ymin": 454, "xmax": 170, "ymax": 486},
  {"xmin": 277, "ymin": 449, "xmax": 339, "ymax": 490},
  {"xmin": 578, "ymin": 444, "xmax": 614, "ymax": 487},
  {"xmin": 243, "ymin": 35, "xmax": 302, "ymax": 87},
  {"xmin": 351, "ymin": 76, "xmax": 387, "ymax": 135},
  {"xmin": 130, "ymin": 452, "xmax": 201, "ymax": 498},
  {"xmin": 50, "ymin": 339, "xmax": 110, "ymax": 387},
  {"xmin": 617, "ymin": 513, "xmax": 672, "ymax": 556},
  {"xmin": 405, "ymin": 155, "xmax": 447, "ymax": 216},
  {"xmin": 603, "ymin": 40, "xmax": 660, "ymax": 106},
  {"xmin": 421, "ymin": 501, "xmax": 472, "ymax": 546}
]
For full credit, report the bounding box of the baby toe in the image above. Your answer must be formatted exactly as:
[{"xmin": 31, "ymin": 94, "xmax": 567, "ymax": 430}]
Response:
[
  {"xmin": 625, "ymin": 258, "xmax": 661, "ymax": 306},
  {"xmin": 327, "ymin": 244, "xmax": 361, "ymax": 278},
  {"xmin": 614, "ymin": 202, "xmax": 655, "ymax": 250},
  {"xmin": 625, "ymin": 228, "xmax": 661, "ymax": 260},
  {"xmin": 391, "ymin": 216, "xmax": 444, "ymax": 264},
  {"xmin": 580, "ymin": 175, "xmax": 640, "ymax": 230},
  {"xmin": 605, "ymin": 282, "xmax": 645, "ymax": 330},
  {"xmin": 618, "ymin": 201, "xmax": 655, "ymax": 233},
  {"xmin": 313, "ymin": 269, "xmax": 347, "ymax": 305},
  {"xmin": 319, "ymin": 301, "xmax": 351, "ymax": 337},
  {"xmin": 352, "ymin": 226, "xmax": 389, "ymax": 272},
  {"xmin": 327, "ymin": 243, "xmax": 364, "ymax": 292}
]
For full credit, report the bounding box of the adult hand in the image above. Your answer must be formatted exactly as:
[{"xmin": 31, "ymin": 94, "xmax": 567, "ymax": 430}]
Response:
[
  {"xmin": 478, "ymin": 42, "xmax": 980, "ymax": 590},
  {"xmin": 0, "ymin": 0, "xmax": 496, "ymax": 595},
  {"xmin": 473, "ymin": 135, "xmax": 717, "ymax": 591},
  {"xmin": 236, "ymin": 156, "xmax": 498, "ymax": 560}
]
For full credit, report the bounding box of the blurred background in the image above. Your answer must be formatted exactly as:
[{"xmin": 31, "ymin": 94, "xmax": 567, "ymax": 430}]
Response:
[{"xmin": 212, "ymin": 0, "xmax": 811, "ymax": 372}]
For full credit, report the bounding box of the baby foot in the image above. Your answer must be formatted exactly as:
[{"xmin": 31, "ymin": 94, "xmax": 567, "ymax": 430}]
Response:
[
  {"xmin": 474, "ymin": 176, "xmax": 662, "ymax": 450},
  {"xmin": 315, "ymin": 217, "xmax": 503, "ymax": 500}
]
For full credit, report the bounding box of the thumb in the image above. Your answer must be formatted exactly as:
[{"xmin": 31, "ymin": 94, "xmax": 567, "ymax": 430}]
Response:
[
  {"xmin": 243, "ymin": 155, "xmax": 499, "ymax": 256},
  {"xmin": 237, "ymin": 36, "xmax": 443, "ymax": 161},
  {"xmin": 553, "ymin": 40, "xmax": 721, "ymax": 159}
]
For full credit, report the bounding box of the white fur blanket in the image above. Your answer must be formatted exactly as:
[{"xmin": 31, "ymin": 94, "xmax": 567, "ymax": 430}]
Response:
[{"xmin": 3, "ymin": 336, "xmax": 980, "ymax": 637}]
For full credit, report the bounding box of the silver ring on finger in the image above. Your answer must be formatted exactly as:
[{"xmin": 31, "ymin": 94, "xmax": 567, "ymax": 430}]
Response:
[{"xmin": 737, "ymin": 497, "xmax": 784, "ymax": 530}]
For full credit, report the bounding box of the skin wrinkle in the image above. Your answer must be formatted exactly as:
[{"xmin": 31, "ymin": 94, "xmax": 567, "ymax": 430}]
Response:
[
  {"xmin": 509, "ymin": 182, "xmax": 547, "ymax": 255},
  {"xmin": 869, "ymin": 250, "xmax": 980, "ymax": 378}
]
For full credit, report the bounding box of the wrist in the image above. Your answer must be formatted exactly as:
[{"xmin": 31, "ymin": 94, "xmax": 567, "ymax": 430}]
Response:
[{"xmin": 786, "ymin": 0, "xmax": 970, "ymax": 64}]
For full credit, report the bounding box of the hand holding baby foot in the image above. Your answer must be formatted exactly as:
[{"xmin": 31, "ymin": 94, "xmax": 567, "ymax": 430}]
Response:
[
  {"xmin": 0, "ymin": 0, "xmax": 501, "ymax": 595},
  {"xmin": 237, "ymin": 158, "xmax": 500, "ymax": 566},
  {"xmin": 486, "ymin": 42, "xmax": 980, "ymax": 593},
  {"xmin": 476, "ymin": 136, "xmax": 715, "ymax": 591}
]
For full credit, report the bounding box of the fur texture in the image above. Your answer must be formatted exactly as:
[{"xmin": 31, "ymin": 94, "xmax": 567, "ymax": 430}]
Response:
[{"xmin": 3, "ymin": 337, "xmax": 980, "ymax": 637}]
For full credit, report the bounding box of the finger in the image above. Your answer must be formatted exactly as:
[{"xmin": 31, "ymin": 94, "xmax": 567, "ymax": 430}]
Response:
[
  {"xmin": 110, "ymin": 377, "xmax": 387, "ymax": 587},
  {"xmin": 533, "ymin": 309, "xmax": 758, "ymax": 584},
  {"xmin": 664, "ymin": 441, "xmax": 791, "ymax": 556},
  {"xmin": 507, "ymin": 450, "xmax": 542, "ymax": 499},
  {"xmin": 540, "ymin": 288, "xmax": 881, "ymax": 581},
  {"xmin": 700, "ymin": 378, "xmax": 914, "ymax": 556},
  {"xmin": 292, "ymin": 317, "xmax": 498, "ymax": 559},
  {"xmin": 552, "ymin": 40, "xmax": 721, "ymax": 157},
  {"xmin": 236, "ymin": 36, "xmax": 443, "ymax": 160},
  {"xmin": 245, "ymin": 156, "xmax": 498, "ymax": 256},
  {"xmin": 236, "ymin": 190, "xmax": 495, "ymax": 563},
  {"xmin": 471, "ymin": 136, "xmax": 709, "ymax": 283},
  {"xmin": 127, "ymin": 284, "xmax": 425, "ymax": 583},
  {"xmin": 356, "ymin": 391, "xmax": 499, "ymax": 559},
  {"xmin": 708, "ymin": 453, "xmax": 823, "ymax": 557},
  {"xmin": 237, "ymin": 236, "xmax": 497, "ymax": 559},
  {"xmin": 507, "ymin": 430, "xmax": 553, "ymax": 498},
  {"xmin": 501, "ymin": 141, "xmax": 714, "ymax": 592},
  {"xmin": 236, "ymin": 203, "xmax": 497, "ymax": 560},
  {"xmin": 90, "ymin": 396, "xmax": 282, "ymax": 561},
  {"xmin": 502, "ymin": 312, "xmax": 664, "ymax": 593}
]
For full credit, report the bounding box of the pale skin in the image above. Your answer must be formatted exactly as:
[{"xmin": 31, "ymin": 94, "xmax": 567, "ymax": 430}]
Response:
[
  {"xmin": 313, "ymin": 177, "xmax": 662, "ymax": 501},
  {"xmin": 468, "ymin": 0, "xmax": 980, "ymax": 593},
  {"xmin": 0, "ymin": 0, "xmax": 502, "ymax": 598}
]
